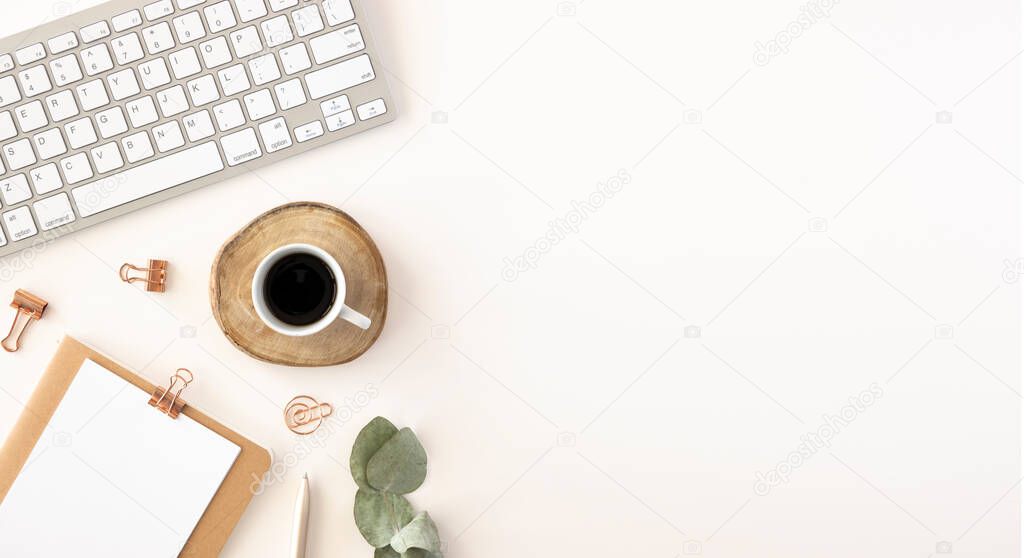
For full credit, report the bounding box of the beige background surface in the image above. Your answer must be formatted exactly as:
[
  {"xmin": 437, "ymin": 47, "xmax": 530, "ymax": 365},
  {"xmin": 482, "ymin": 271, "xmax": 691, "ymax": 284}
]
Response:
[{"xmin": 0, "ymin": 0, "xmax": 1020, "ymax": 556}]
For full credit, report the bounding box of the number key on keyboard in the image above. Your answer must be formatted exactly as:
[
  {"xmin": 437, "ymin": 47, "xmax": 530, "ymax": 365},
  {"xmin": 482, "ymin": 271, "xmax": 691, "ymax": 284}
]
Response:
[
  {"xmin": 112, "ymin": 33, "xmax": 145, "ymax": 64},
  {"xmin": 0, "ymin": 76, "xmax": 22, "ymax": 109},
  {"xmin": 204, "ymin": 2, "xmax": 237, "ymax": 33},
  {"xmin": 81, "ymin": 44, "xmax": 115, "ymax": 76}
]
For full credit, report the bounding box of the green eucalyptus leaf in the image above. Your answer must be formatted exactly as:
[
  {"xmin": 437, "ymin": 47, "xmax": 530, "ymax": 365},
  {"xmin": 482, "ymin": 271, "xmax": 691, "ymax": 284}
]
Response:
[
  {"xmin": 402, "ymin": 550, "xmax": 437, "ymax": 558},
  {"xmin": 375, "ymin": 546, "xmax": 401, "ymax": 558},
  {"xmin": 354, "ymin": 489, "xmax": 416, "ymax": 548},
  {"xmin": 367, "ymin": 428, "xmax": 427, "ymax": 494},
  {"xmin": 390, "ymin": 512, "xmax": 441, "ymax": 555},
  {"xmin": 351, "ymin": 417, "xmax": 399, "ymax": 491}
]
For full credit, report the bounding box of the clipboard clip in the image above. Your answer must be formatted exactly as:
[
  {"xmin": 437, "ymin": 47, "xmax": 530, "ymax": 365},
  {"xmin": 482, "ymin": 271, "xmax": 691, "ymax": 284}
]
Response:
[
  {"xmin": 149, "ymin": 368, "xmax": 193, "ymax": 419},
  {"xmin": 120, "ymin": 260, "xmax": 168, "ymax": 293},
  {"xmin": 2, "ymin": 290, "xmax": 47, "ymax": 353}
]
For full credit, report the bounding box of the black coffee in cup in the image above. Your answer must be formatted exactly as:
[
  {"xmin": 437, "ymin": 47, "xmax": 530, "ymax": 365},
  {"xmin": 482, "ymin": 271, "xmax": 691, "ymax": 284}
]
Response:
[{"xmin": 263, "ymin": 253, "xmax": 337, "ymax": 326}]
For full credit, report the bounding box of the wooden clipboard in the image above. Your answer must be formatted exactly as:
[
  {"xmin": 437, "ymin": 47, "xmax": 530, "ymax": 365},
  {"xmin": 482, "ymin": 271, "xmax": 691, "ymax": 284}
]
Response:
[{"xmin": 0, "ymin": 336, "xmax": 270, "ymax": 557}]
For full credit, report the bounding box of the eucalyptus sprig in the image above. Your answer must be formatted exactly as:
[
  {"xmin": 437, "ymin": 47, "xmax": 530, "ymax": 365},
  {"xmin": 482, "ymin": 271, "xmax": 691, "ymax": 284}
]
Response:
[{"xmin": 351, "ymin": 417, "xmax": 443, "ymax": 558}]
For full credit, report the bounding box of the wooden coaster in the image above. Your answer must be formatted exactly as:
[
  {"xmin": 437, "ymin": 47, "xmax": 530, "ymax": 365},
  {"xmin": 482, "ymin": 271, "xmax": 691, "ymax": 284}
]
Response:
[{"xmin": 210, "ymin": 202, "xmax": 388, "ymax": 367}]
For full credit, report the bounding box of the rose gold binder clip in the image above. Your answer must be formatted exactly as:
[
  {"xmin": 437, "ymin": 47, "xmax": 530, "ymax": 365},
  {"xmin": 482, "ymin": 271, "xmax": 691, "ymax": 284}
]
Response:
[
  {"xmin": 120, "ymin": 259, "xmax": 168, "ymax": 293},
  {"xmin": 284, "ymin": 396, "xmax": 333, "ymax": 435},
  {"xmin": 149, "ymin": 368, "xmax": 193, "ymax": 419},
  {"xmin": 2, "ymin": 290, "xmax": 47, "ymax": 353}
]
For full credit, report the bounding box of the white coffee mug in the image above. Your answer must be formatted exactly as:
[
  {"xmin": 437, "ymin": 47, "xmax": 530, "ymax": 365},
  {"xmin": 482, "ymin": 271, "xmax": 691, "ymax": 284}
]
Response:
[{"xmin": 252, "ymin": 243, "xmax": 372, "ymax": 336}]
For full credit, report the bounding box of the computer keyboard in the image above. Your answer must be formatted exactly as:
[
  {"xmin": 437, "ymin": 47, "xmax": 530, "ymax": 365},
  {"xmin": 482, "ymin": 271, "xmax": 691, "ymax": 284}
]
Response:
[{"xmin": 0, "ymin": 0, "xmax": 394, "ymax": 258}]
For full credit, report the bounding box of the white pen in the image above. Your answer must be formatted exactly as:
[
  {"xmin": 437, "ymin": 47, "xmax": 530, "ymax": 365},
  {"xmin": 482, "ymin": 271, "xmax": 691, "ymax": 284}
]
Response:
[{"xmin": 291, "ymin": 473, "xmax": 310, "ymax": 558}]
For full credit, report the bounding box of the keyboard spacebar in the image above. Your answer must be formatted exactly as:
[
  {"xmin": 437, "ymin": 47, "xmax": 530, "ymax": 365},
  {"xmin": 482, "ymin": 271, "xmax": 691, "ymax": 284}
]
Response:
[{"xmin": 72, "ymin": 142, "xmax": 225, "ymax": 218}]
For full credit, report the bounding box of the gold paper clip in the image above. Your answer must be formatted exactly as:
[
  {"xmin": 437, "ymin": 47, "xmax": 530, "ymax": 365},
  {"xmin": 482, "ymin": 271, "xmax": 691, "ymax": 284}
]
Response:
[
  {"xmin": 149, "ymin": 368, "xmax": 193, "ymax": 419},
  {"xmin": 2, "ymin": 290, "xmax": 47, "ymax": 353},
  {"xmin": 120, "ymin": 260, "xmax": 168, "ymax": 293},
  {"xmin": 284, "ymin": 396, "xmax": 334, "ymax": 435}
]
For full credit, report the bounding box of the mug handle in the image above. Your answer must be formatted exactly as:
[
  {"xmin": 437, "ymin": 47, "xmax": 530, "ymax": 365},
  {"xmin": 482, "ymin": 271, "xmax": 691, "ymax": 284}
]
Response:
[{"xmin": 339, "ymin": 305, "xmax": 372, "ymax": 330}]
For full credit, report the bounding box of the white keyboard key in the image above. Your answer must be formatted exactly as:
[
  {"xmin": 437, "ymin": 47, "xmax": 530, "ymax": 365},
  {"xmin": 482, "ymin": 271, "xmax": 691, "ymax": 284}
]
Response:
[
  {"xmin": 258, "ymin": 117, "xmax": 291, "ymax": 153},
  {"xmin": 48, "ymin": 32, "xmax": 79, "ymax": 55},
  {"xmin": 357, "ymin": 98, "xmax": 387, "ymax": 121},
  {"xmin": 270, "ymin": 0, "xmax": 298, "ymax": 12},
  {"xmin": 1, "ymin": 174, "xmax": 31, "ymax": 205},
  {"xmin": 15, "ymin": 101, "xmax": 47, "ymax": 133},
  {"xmin": 3, "ymin": 206, "xmax": 37, "ymax": 241},
  {"xmin": 18, "ymin": 66, "xmax": 52, "ymax": 97},
  {"xmin": 294, "ymin": 120, "xmax": 323, "ymax": 143},
  {"xmin": 113, "ymin": 10, "xmax": 144, "ymax": 32},
  {"xmin": 33, "ymin": 128, "xmax": 68, "ymax": 160},
  {"xmin": 153, "ymin": 121, "xmax": 185, "ymax": 152},
  {"xmin": 0, "ymin": 226, "xmax": 6, "ymax": 246},
  {"xmin": 44, "ymin": 90, "xmax": 80, "ymax": 122},
  {"xmin": 0, "ymin": 55, "xmax": 13, "ymax": 74},
  {"xmin": 96, "ymin": 107, "xmax": 129, "ymax": 138},
  {"xmin": 33, "ymin": 193, "xmax": 75, "ymax": 231},
  {"xmin": 0, "ymin": 112, "xmax": 16, "ymax": 141},
  {"xmin": 156, "ymin": 85, "xmax": 189, "ymax": 117},
  {"xmin": 261, "ymin": 15, "xmax": 293, "ymax": 47},
  {"xmin": 91, "ymin": 142, "xmax": 126, "ymax": 174},
  {"xmin": 77, "ymin": 80, "xmax": 110, "ymax": 112},
  {"xmin": 177, "ymin": 0, "xmax": 206, "ymax": 8},
  {"xmin": 64, "ymin": 117, "xmax": 98, "ymax": 149},
  {"xmin": 218, "ymin": 64, "xmax": 251, "ymax": 96},
  {"xmin": 15, "ymin": 44, "xmax": 45, "ymax": 66},
  {"xmin": 183, "ymin": 110, "xmax": 215, "ymax": 141},
  {"xmin": 220, "ymin": 127, "xmax": 261, "ymax": 166},
  {"xmin": 309, "ymin": 24, "xmax": 364, "ymax": 64},
  {"xmin": 319, "ymin": 95, "xmax": 349, "ymax": 117},
  {"xmin": 50, "ymin": 55, "xmax": 84, "ymax": 87},
  {"xmin": 73, "ymin": 142, "xmax": 224, "ymax": 217},
  {"xmin": 230, "ymin": 26, "xmax": 262, "ymax": 58},
  {"xmin": 305, "ymin": 54, "xmax": 375, "ymax": 99},
  {"xmin": 0, "ymin": 76, "xmax": 20, "ymax": 108},
  {"xmin": 248, "ymin": 53, "xmax": 280, "ymax": 85},
  {"xmin": 111, "ymin": 33, "xmax": 145, "ymax": 64},
  {"xmin": 323, "ymin": 0, "xmax": 355, "ymax": 26},
  {"xmin": 187, "ymin": 74, "xmax": 220, "ymax": 106},
  {"xmin": 81, "ymin": 44, "xmax": 114, "ymax": 75},
  {"xmin": 234, "ymin": 0, "xmax": 268, "ymax": 22},
  {"xmin": 243, "ymin": 89, "xmax": 275, "ymax": 120},
  {"xmin": 60, "ymin": 152, "xmax": 94, "ymax": 184},
  {"xmin": 30, "ymin": 163, "xmax": 63, "ymax": 195},
  {"xmin": 4, "ymin": 138, "xmax": 36, "ymax": 170},
  {"xmin": 169, "ymin": 47, "xmax": 202, "ymax": 79},
  {"xmin": 143, "ymin": 22, "xmax": 176, "ymax": 55},
  {"xmin": 199, "ymin": 36, "xmax": 231, "ymax": 68},
  {"xmin": 204, "ymin": 2, "xmax": 237, "ymax": 33},
  {"xmin": 122, "ymin": 131, "xmax": 155, "ymax": 163},
  {"xmin": 326, "ymin": 109, "xmax": 355, "ymax": 131},
  {"xmin": 173, "ymin": 12, "xmax": 207, "ymax": 44},
  {"xmin": 126, "ymin": 96, "xmax": 159, "ymax": 127},
  {"xmin": 139, "ymin": 58, "xmax": 172, "ymax": 90},
  {"xmin": 213, "ymin": 99, "xmax": 245, "ymax": 131},
  {"xmin": 145, "ymin": 0, "xmax": 175, "ymax": 21},
  {"xmin": 279, "ymin": 43, "xmax": 311, "ymax": 75},
  {"xmin": 292, "ymin": 5, "xmax": 325, "ymax": 37},
  {"xmin": 274, "ymin": 78, "xmax": 305, "ymax": 110},
  {"xmin": 107, "ymin": 68, "xmax": 141, "ymax": 100},
  {"xmin": 91, "ymin": 142, "xmax": 124, "ymax": 173},
  {"xmin": 81, "ymin": 22, "xmax": 111, "ymax": 43}
]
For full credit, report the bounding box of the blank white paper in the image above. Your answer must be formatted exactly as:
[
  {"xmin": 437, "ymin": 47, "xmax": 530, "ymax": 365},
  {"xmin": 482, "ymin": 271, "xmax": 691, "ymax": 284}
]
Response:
[{"xmin": 0, "ymin": 360, "xmax": 241, "ymax": 557}]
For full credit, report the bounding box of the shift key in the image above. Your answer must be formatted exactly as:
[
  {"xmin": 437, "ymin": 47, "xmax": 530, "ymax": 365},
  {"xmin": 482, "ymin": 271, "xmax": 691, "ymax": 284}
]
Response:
[{"xmin": 304, "ymin": 54, "xmax": 375, "ymax": 99}]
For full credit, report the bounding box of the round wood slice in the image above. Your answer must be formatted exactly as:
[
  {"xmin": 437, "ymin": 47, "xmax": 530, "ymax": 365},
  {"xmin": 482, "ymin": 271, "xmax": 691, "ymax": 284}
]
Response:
[{"xmin": 210, "ymin": 202, "xmax": 388, "ymax": 367}]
